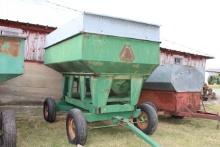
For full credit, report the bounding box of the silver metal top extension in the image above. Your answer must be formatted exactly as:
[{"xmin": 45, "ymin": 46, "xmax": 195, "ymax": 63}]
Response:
[{"xmin": 45, "ymin": 12, "xmax": 160, "ymax": 48}]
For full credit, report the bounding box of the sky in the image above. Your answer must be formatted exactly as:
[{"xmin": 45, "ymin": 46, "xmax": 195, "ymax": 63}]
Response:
[{"xmin": 0, "ymin": 0, "xmax": 219, "ymax": 69}]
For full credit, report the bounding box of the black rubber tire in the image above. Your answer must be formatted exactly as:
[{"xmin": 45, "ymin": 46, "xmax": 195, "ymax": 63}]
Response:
[
  {"xmin": 171, "ymin": 115, "xmax": 184, "ymax": 119},
  {"xmin": 66, "ymin": 109, "xmax": 87, "ymax": 146},
  {"xmin": 0, "ymin": 111, "xmax": 16, "ymax": 147},
  {"xmin": 144, "ymin": 102, "xmax": 157, "ymax": 112},
  {"xmin": 134, "ymin": 103, "xmax": 158, "ymax": 135},
  {"xmin": 43, "ymin": 98, "xmax": 56, "ymax": 123}
]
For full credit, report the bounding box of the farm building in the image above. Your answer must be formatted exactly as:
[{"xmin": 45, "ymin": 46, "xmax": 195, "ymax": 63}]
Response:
[
  {"xmin": 0, "ymin": 19, "xmax": 62, "ymax": 105},
  {"xmin": 0, "ymin": 19, "xmax": 213, "ymax": 105},
  {"xmin": 160, "ymin": 40, "xmax": 213, "ymax": 74}
]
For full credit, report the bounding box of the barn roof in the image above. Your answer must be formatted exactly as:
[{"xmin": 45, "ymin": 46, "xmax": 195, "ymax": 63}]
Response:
[
  {"xmin": 0, "ymin": 19, "xmax": 56, "ymax": 34},
  {"xmin": 160, "ymin": 40, "xmax": 214, "ymax": 59}
]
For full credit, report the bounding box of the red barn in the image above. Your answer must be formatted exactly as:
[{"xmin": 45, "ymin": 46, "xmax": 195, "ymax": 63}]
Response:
[{"xmin": 160, "ymin": 40, "xmax": 213, "ymax": 74}]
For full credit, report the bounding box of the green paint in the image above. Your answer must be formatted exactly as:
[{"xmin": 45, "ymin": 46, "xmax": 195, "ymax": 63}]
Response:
[
  {"xmin": 107, "ymin": 97, "xmax": 130, "ymax": 102},
  {"xmin": 65, "ymin": 96, "xmax": 95, "ymax": 113},
  {"xmin": 113, "ymin": 116, "xmax": 160, "ymax": 147},
  {"xmin": 82, "ymin": 34, "xmax": 159, "ymax": 64},
  {"xmin": 79, "ymin": 76, "xmax": 85, "ymax": 101},
  {"xmin": 67, "ymin": 76, "xmax": 73, "ymax": 98},
  {"xmin": 91, "ymin": 76, "xmax": 112, "ymax": 107},
  {"xmin": 55, "ymin": 100, "xmax": 75, "ymax": 111},
  {"xmin": 111, "ymin": 80, "xmax": 130, "ymax": 96},
  {"xmin": 60, "ymin": 75, "xmax": 145, "ymax": 116},
  {"xmin": 100, "ymin": 104, "xmax": 134, "ymax": 113},
  {"xmin": 89, "ymin": 124, "xmax": 118, "ymax": 129},
  {"xmin": 44, "ymin": 34, "xmax": 83, "ymax": 64},
  {"xmin": 0, "ymin": 36, "xmax": 25, "ymax": 82},
  {"xmin": 45, "ymin": 33, "xmax": 159, "ymax": 75},
  {"xmin": 84, "ymin": 109, "xmax": 140, "ymax": 122},
  {"xmin": 130, "ymin": 77, "xmax": 144, "ymax": 105},
  {"xmin": 44, "ymin": 32, "xmax": 160, "ymax": 145}
]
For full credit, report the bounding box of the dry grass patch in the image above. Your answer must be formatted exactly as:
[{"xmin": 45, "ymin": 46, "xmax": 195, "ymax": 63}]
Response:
[{"xmin": 16, "ymin": 104, "xmax": 220, "ymax": 147}]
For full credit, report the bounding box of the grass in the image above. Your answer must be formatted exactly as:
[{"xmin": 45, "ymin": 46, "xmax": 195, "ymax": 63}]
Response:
[{"xmin": 16, "ymin": 104, "xmax": 220, "ymax": 147}]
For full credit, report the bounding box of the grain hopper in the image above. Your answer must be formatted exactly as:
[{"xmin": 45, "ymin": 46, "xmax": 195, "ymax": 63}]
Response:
[
  {"xmin": 43, "ymin": 12, "xmax": 160, "ymax": 146},
  {"xmin": 0, "ymin": 35, "xmax": 24, "ymax": 82},
  {"xmin": 139, "ymin": 64, "xmax": 220, "ymax": 121},
  {"xmin": 0, "ymin": 33, "xmax": 25, "ymax": 147}
]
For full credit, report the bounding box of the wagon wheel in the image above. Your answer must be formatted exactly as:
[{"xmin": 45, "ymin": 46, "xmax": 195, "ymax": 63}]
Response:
[
  {"xmin": 66, "ymin": 108, "xmax": 87, "ymax": 146},
  {"xmin": 43, "ymin": 98, "xmax": 56, "ymax": 123},
  {"xmin": 144, "ymin": 102, "xmax": 157, "ymax": 112},
  {"xmin": 134, "ymin": 103, "xmax": 158, "ymax": 135},
  {"xmin": 0, "ymin": 111, "xmax": 16, "ymax": 147}
]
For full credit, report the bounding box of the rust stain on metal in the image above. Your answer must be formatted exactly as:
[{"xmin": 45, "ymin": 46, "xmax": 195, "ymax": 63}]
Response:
[
  {"xmin": 120, "ymin": 45, "xmax": 134, "ymax": 62},
  {"xmin": 139, "ymin": 90, "xmax": 220, "ymax": 121},
  {"xmin": 139, "ymin": 90, "xmax": 201, "ymax": 113},
  {"xmin": 0, "ymin": 38, "xmax": 20, "ymax": 57}
]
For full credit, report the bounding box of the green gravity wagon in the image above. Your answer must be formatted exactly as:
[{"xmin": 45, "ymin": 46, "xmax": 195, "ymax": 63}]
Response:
[
  {"xmin": 0, "ymin": 35, "xmax": 24, "ymax": 82},
  {"xmin": 43, "ymin": 12, "xmax": 160, "ymax": 146},
  {"xmin": 0, "ymin": 33, "xmax": 25, "ymax": 147}
]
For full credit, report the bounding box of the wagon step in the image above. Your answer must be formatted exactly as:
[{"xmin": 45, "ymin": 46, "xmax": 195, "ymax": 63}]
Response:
[{"xmin": 112, "ymin": 116, "xmax": 160, "ymax": 147}]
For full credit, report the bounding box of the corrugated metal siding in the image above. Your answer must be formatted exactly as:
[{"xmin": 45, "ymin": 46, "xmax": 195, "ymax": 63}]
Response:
[{"xmin": 160, "ymin": 51, "xmax": 206, "ymax": 73}]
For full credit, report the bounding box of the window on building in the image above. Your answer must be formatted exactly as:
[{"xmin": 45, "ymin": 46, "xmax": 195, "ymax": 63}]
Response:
[{"xmin": 174, "ymin": 57, "xmax": 182, "ymax": 64}]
